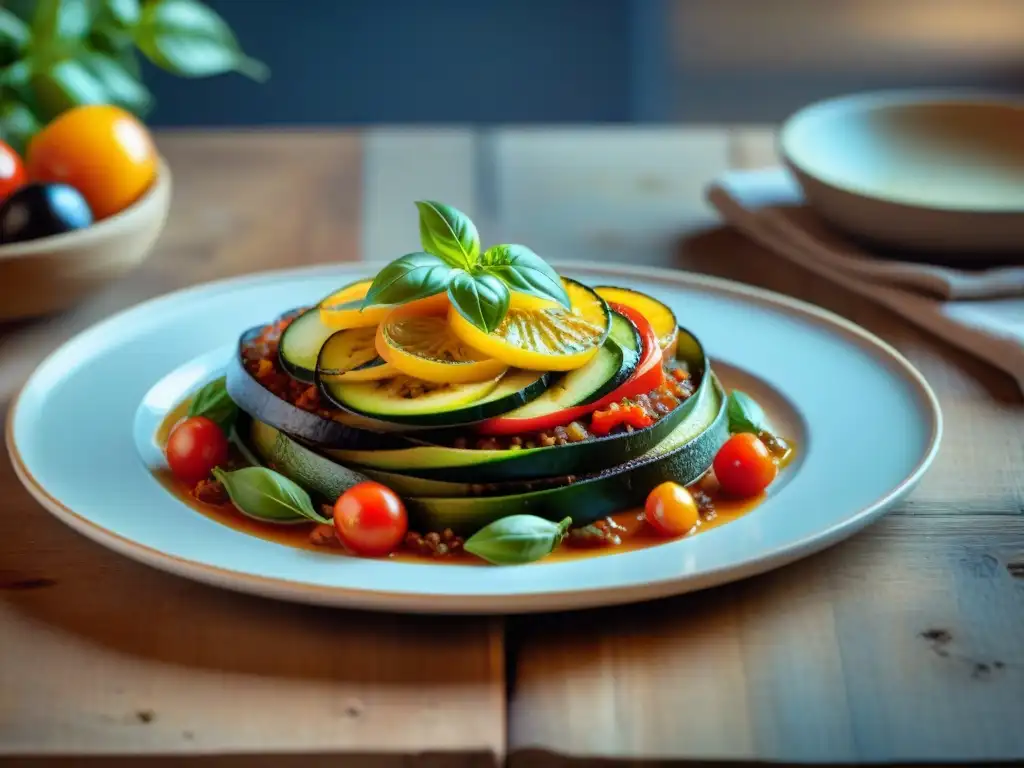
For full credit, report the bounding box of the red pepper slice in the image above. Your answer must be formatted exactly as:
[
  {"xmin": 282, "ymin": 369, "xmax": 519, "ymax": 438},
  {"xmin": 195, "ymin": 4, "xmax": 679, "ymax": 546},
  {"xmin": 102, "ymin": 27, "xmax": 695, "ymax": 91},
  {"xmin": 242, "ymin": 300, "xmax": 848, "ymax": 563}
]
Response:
[
  {"xmin": 476, "ymin": 302, "xmax": 665, "ymax": 436},
  {"xmin": 589, "ymin": 402, "xmax": 655, "ymax": 437}
]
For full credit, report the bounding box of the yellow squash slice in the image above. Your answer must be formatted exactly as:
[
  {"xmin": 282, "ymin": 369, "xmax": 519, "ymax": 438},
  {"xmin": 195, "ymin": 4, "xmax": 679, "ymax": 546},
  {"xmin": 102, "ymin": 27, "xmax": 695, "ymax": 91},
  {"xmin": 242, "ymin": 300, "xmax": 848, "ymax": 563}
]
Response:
[
  {"xmin": 318, "ymin": 279, "xmax": 392, "ymax": 329},
  {"xmin": 376, "ymin": 295, "xmax": 508, "ymax": 384},
  {"xmin": 449, "ymin": 278, "xmax": 610, "ymax": 371},
  {"xmin": 594, "ymin": 286, "xmax": 679, "ymax": 354}
]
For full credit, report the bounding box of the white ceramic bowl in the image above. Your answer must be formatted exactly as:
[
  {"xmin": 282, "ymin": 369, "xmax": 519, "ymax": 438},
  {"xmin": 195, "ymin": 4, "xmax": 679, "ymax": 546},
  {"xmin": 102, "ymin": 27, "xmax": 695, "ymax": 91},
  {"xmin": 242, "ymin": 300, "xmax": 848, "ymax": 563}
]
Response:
[
  {"xmin": 780, "ymin": 90, "xmax": 1024, "ymax": 257},
  {"xmin": 0, "ymin": 158, "xmax": 172, "ymax": 322}
]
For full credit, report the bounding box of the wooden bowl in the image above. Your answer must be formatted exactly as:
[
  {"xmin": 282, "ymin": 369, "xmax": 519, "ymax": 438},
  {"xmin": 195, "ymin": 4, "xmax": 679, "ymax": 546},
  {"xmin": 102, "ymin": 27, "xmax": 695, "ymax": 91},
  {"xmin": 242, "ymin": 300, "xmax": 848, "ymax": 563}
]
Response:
[
  {"xmin": 0, "ymin": 158, "xmax": 172, "ymax": 322},
  {"xmin": 779, "ymin": 90, "xmax": 1024, "ymax": 258}
]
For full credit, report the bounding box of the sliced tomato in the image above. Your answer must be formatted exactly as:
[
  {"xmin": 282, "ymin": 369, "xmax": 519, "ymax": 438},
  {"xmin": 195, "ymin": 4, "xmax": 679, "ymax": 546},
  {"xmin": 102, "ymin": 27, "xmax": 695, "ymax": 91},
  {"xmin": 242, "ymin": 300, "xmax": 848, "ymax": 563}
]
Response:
[{"xmin": 475, "ymin": 303, "xmax": 664, "ymax": 436}]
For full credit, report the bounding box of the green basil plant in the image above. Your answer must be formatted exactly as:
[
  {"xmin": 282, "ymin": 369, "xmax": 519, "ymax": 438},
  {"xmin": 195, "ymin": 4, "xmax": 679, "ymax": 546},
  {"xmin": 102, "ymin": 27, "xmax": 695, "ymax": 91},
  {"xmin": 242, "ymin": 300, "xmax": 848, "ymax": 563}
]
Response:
[{"xmin": 0, "ymin": 0, "xmax": 267, "ymax": 153}]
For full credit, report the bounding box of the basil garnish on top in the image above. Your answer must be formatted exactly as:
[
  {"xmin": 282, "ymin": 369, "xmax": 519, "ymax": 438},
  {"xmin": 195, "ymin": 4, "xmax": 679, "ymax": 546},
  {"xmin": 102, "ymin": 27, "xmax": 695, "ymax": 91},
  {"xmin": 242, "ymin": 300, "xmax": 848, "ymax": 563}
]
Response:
[
  {"xmin": 480, "ymin": 244, "xmax": 569, "ymax": 308},
  {"xmin": 187, "ymin": 376, "xmax": 238, "ymax": 432},
  {"xmin": 447, "ymin": 270, "xmax": 510, "ymax": 334},
  {"xmin": 361, "ymin": 201, "xmax": 571, "ymax": 333},
  {"xmin": 415, "ymin": 200, "xmax": 479, "ymax": 269},
  {"xmin": 361, "ymin": 252, "xmax": 452, "ymax": 307}
]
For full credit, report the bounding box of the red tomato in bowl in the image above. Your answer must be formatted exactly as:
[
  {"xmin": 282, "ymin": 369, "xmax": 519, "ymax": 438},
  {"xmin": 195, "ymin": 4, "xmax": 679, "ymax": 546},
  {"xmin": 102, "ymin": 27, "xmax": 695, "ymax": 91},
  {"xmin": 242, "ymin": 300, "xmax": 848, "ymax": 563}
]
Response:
[
  {"xmin": 333, "ymin": 482, "xmax": 408, "ymax": 557},
  {"xmin": 166, "ymin": 416, "xmax": 230, "ymax": 486},
  {"xmin": 0, "ymin": 140, "xmax": 27, "ymax": 203}
]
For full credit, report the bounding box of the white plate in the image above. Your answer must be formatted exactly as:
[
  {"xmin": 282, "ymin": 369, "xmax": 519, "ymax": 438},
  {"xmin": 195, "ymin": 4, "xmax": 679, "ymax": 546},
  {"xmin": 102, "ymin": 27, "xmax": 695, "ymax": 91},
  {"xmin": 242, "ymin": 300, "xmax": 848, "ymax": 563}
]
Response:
[{"xmin": 7, "ymin": 263, "xmax": 941, "ymax": 614}]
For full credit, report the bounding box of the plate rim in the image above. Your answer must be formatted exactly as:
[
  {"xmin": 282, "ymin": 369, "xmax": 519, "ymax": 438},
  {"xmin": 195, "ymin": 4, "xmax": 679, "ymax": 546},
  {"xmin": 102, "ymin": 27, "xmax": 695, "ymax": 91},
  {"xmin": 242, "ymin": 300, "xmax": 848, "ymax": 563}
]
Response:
[{"xmin": 6, "ymin": 261, "xmax": 943, "ymax": 614}]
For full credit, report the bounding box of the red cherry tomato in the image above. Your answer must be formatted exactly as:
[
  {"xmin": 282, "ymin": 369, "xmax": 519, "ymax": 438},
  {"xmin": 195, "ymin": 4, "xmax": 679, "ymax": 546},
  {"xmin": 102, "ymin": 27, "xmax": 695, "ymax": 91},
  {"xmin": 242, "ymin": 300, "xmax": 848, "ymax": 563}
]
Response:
[
  {"xmin": 333, "ymin": 481, "xmax": 408, "ymax": 557},
  {"xmin": 713, "ymin": 433, "xmax": 778, "ymax": 497},
  {"xmin": 0, "ymin": 140, "xmax": 27, "ymax": 203},
  {"xmin": 166, "ymin": 416, "xmax": 230, "ymax": 486},
  {"xmin": 644, "ymin": 481, "xmax": 700, "ymax": 537}
]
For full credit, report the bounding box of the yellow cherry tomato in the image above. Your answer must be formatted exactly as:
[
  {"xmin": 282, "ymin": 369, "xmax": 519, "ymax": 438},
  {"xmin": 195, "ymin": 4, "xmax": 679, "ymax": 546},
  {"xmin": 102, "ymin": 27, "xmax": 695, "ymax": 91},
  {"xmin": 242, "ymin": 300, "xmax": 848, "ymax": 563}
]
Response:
[
  {"xmin": 644, "ymin": 481, "xmax": 699, "ymax": 537},
  {"xmin": 27, "ymin": 105, "xmax": 158, "ymax": 220}
]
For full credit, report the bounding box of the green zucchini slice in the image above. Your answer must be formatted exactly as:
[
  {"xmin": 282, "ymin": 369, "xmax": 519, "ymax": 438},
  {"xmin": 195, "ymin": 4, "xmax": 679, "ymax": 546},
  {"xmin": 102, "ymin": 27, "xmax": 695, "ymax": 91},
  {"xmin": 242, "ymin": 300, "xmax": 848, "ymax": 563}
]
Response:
[
  {"xmin": 278, "ymin": 306, "xmax": 337, "ymax": 383},
  {"xmin": 319, "ymin": 368, "xmax": 553, "ymax": 428},
  {"xmin": 228, "ymin": 325, "xmax": 413, "ymax": 448}
]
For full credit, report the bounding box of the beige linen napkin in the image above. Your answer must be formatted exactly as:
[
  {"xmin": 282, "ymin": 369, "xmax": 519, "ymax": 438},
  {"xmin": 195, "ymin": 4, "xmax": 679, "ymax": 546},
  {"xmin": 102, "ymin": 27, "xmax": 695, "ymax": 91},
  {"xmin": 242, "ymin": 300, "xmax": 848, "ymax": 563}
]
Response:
[{"xmin": 707, "ymin": 168, "xmax": 1024, "ymax": 393}]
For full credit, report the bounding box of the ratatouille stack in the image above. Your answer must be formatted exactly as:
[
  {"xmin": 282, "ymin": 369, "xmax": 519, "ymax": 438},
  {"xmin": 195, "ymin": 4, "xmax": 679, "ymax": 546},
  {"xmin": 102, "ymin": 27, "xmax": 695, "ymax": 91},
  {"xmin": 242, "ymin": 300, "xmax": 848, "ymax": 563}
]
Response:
[{"xmin": 164, "ymin": 202, "xmax": 785, "ymax": 564}]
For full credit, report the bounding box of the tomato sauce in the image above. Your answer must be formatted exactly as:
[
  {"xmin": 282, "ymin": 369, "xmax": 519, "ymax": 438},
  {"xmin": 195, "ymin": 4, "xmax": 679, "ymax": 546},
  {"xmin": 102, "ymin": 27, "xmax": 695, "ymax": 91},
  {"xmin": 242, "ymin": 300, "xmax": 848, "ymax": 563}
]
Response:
[{"xmin": 155, "ymin": 399, "xmax": 794, "ymax": 565}]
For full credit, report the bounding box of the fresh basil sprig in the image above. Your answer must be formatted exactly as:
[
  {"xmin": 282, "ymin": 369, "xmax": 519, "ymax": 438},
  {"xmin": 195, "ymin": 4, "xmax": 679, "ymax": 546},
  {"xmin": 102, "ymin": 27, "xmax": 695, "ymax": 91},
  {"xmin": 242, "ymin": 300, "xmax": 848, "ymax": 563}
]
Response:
[
  {"xmin": 726, "ymin": 390, "xmax": 768, "ymax": 435},
  {"xmin": 187, "ymin": 376, "xmax": 238, "ymax": 432},
  {"xmin": 480, "ymin": 244, "xmax": 568, "ymax": 307},
  {"xmin": 0, "ymin": 0, "xmax": 266, "ymax": 153},
  {"xmin": 447, "ymin": 270, "xmax": 510, "ymax": 334},
  {"xmin": 212, "ymin": 467, "xmax": 332, "ymax": 525},
  {"xmin": 360, "ymin": 201, "xmax": 571, "ymax": 334},
  {"xmin": 464, "ymin": 514, "xmax": 572, "ymax": 565},
  {"xmin": 415, "ymin": 200, "xmax": 479, "ymax": 269},
  {"xmin": 361, "ymin": 252, "xmax": 453, "ymax": 307}
]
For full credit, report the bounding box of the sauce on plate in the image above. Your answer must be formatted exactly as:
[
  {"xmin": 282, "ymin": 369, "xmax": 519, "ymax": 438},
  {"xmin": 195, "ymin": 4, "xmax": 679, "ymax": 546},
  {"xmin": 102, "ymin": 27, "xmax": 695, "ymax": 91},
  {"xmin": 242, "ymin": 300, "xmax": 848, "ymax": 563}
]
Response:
[{"xmin": 156, "ymin": 399, "xmax": 793, "ymax": 565}]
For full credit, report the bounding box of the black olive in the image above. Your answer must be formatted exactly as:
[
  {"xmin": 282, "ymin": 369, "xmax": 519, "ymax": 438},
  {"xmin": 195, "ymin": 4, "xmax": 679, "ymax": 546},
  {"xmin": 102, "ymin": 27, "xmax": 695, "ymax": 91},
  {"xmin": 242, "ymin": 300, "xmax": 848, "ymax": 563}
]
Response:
[{"xmin": 0, "ymin": 183, "xmax": 93, "ymax": 245}]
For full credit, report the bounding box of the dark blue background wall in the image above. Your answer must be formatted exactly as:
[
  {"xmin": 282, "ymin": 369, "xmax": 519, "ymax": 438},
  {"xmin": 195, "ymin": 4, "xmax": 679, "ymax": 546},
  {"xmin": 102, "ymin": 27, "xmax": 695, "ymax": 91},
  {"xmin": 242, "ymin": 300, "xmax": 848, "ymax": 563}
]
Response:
[
  {"xmin": 147, "ymin": 0, "xmax": 636, "ymax": 126},
  {"xmin": 146, "ymin": 0, "xmax": 1024, "ymax": 126}
]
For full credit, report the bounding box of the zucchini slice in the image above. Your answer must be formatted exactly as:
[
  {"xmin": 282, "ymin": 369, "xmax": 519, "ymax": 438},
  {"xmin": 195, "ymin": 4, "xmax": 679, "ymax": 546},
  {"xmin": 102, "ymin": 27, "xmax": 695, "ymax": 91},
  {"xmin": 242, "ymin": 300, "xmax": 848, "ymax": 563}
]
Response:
[
  {"xmin": 581, "ymin": 310, "xmax": 641, "ymax": 404},
  {"xmin": 228, "ymin": 325, "xmax": 413, "ymax": 449},
  {"xmin": 326, "ymin": 326, "xmax": 710, "ymax": 482},
  {"xmin": 278, "ymin": 306, "xmax": 337, "ymax": 383},
  {"xmin": 319, "ymin": 368, "xmax": 552, "ymax": 428},
  {"xmin": 317, "ymin": 327, "xmax": 397, "ymax": 382},
  {"xmin": 249, "ymin": 419, "xmax": 598, "ymax": 500},
  {"xmin": 279, "ymin": 277, "xmax": 383, "ymax": 382}
]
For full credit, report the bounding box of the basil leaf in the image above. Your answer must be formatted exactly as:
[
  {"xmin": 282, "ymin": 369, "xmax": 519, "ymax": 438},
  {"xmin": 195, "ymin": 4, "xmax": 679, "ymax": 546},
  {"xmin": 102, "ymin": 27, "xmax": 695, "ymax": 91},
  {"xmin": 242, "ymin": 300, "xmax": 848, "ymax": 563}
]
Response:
[
  {"xmin": 77, "ymin": 50, "xmax": 152, "ymax": 114},
  {"xmin": 212, "ymin": 467, "xmax": 331, "ymax": 525},
  {"xmin": 0, "ymin": 99, "xmax": 40, "ymax": 155},
  {"xmin": 187, "ymin": 376, "xmax": 238, "ymax": 432},
  {"xmin": 31, "ymin": 59, "xmax": 108, "ymax": 121},
  {"xmin": 465, "ymin": 515, "xmax": 572, "ymax": 565},
  {"xmin": 135, "ymin": 0, "xmax": 268, "ymax": 81},
  {"xmin": 89, "ymin": 25, "xmax": 142, "ymax": 78},
  {"xmin": 0, "ymin": 8, "xmax": 30, "ymax": 54},
  {"xmin": 447, "ymin": 270, "xmax": 510, "ymax": 334},
  {"xmin": 727, "ymin": 390, "xmax": 768, "ymax": 434},
  {"xmin": 361, "ymin": 252, "xmax": 452, "ymax": 308},
  {"xmin": 33, "ymin": 0, "xmax": 91, "ymax": 43},
  {"xmin": 415, "ymin": 200, "xmax": 480, "ymax": 269},
  {"xmin": 105, "ymin": 0, "xmax": 141, "ymax": 27},
  {"xmin": 482, "ymin": 244, "xmax": 570, "ymax": 308}
]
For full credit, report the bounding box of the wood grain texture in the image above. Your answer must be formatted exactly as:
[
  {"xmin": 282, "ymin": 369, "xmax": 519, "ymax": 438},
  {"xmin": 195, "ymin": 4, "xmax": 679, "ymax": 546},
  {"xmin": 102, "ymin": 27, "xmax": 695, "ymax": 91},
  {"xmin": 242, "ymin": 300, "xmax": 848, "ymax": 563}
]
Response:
[
  {"xmin": 0, "ymin": 132, "xmax": 504, "ymax": 764},
  {"xmin": 506, "ymin": 128, "xmax": 1024, "ymax": 764},
  {"xmin": 510, "ymin": 515, "xmax": 1024, "ymax": 764}
]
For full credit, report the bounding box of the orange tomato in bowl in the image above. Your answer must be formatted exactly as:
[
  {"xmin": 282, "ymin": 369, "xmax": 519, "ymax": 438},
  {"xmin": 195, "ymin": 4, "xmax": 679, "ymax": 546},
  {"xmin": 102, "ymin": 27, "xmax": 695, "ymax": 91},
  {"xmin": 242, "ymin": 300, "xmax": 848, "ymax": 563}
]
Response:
[
  {"xmin": 27, "ymin": 105, "xmax": 158, "ymax": 220},
  {"xmin": 0, "ymin": 140, "xmax": 27, "ymax": 203}
]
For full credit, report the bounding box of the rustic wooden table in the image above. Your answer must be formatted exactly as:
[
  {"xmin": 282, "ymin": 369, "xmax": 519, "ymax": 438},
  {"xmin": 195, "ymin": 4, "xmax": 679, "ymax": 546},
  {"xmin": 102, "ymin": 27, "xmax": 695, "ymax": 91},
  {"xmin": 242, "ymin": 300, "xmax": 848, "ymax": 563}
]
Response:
[{"xmin": 1, "ymin": 129, "xmax": 1022, "ymax": 767}]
